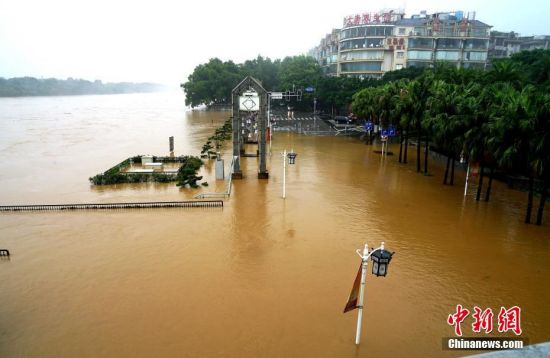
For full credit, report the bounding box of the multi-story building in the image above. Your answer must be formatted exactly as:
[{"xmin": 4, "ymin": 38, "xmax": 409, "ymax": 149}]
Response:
[
  {"xmin": 311, "ymin": 29, "xmax": 340, "ymax": 76},
  {"xmin": 489, "ymin": 31, "xmax": 550, "ymax": 64},
  {"xmin": 310, "ymin": 9, "xmax": 492, "ymax": 79}
]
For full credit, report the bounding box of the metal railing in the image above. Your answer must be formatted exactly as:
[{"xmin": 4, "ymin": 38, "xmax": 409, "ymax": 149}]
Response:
[
  {"xmin": 194, "ymin": 156, "xmax": 236, "ymax": 199},
  {"xmin": 0, "ymin": 200, "xmax": 223, "ymax": 211}
]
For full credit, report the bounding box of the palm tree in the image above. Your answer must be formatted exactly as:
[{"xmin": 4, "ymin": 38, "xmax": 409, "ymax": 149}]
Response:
[
  {"xmin": 458, "ymin": 83, "xmax": 490, "ymax": 201},
  {"xmin": 399, "ymin": 73, "xmax": 434, "ymax": 172},
  {"xmin": 487, "ymin": 84, "xmax": 537, "ymax": 220},
  {"xmin": 393, "ymin": 80, "xmax": 413, "ymax": 164},
  {"xmin": 352, "ymin": 87, "xmax": 378, "ymax": 144},
  {"xmin": 426, "ymin": 80, "xmax": 464, "ymax": 184},
  {"xmin": 531, "ymin": 93, "xmax": 550, "ymax": 225},
  {"xmin": 485, "ymin": 60, "xmax": 525, "ymax": 90}
]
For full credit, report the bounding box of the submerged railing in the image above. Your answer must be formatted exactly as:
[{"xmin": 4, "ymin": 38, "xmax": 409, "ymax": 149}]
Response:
[
  {"xmin": 194, "ymin": 156, "xmax": 236, "ymax": 199},
  {"xmin": 0, "ymin": 200, "xmax": 223, "ymax": 211}
]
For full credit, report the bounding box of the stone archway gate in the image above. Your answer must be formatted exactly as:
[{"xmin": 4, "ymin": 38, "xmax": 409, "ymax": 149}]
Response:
[{"xmin": 231, "ymin": 76, "xmax": 268, "ymax": 179}]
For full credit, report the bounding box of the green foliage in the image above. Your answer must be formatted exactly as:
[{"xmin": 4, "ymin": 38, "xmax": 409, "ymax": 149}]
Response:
[
  {"xmin": 181, "ymin": 58, "xmax": 242, "ymax": 107},
  {"xmin": 0, "ymin": 77, "xmax": 166, "ymax": 97},
  {"xmin": 181, "ymin": 56, "xmax": 322, "ymax": 108},
  {"xmin": 317, "ymin": 76, "xmax": 368, "ymax": 114},
  {"xmin": 176, "ymin": 156, "xmax": 204, "ymax": 188},
  {"xmin": 380, "ymin": 66, "xmax": 425, "ymax": 83},
  {"xmin": 278, "ymin": 55, "xmax": 322, "ymax": 91},
  {"xmin": 201, "ymin": 118, "xmax": 232, "ymax": 158},
  {"xmin": 90, "ymin": 156, "xmax": 177, "ymax": 185},
  {"xmin": 352, "ymin": 51, "xmax": 550, "ymax": 182},
  {"xmin": 89, "ymin": 158, "xmax": 132, "ymax": 185}
]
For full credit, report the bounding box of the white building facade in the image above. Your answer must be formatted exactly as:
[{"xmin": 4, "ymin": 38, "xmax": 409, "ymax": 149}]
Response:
[{"xmin": 310, "ymin": 10, "xmax": 492, "ymax": 79}]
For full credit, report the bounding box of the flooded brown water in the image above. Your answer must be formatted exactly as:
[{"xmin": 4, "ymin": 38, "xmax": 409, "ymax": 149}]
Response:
[{"xmin": 0, "ymin": 92, "xmax": 549, "ymax": 357}]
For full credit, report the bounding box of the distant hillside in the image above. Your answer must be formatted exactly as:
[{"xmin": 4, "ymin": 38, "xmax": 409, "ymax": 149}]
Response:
[{"xmin": 0, "ymin": 77, "xmax": 168, "ymax": 97}]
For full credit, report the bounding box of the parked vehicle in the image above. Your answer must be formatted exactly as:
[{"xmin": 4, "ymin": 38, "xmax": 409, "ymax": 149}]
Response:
[{"xmin": 333, "ymin": 116, "xmax": 352, "ymax": 124}]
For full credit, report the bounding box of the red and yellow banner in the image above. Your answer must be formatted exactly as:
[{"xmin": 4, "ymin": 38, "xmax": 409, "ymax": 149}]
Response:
[{"xmin": 344, "ymin": 263, "xmax": 362, "ymax": 313}]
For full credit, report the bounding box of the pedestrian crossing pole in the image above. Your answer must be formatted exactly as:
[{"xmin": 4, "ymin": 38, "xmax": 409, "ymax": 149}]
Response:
[
  {"xmin": 282, "ymin": 149, "xmax": 287, "ymax": 199},
  {"xmin": 268, "ymin": 93, "xmax": 272, "ymax": 156},
  {"xmin": 355, "ymin": 244, "xmax": 369, "ymax": 344}
]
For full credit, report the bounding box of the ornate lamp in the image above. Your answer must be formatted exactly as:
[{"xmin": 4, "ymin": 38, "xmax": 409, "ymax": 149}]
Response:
[
  {"xmin": 287, "ymin": 151, "xmax": 297, "ymax": 165},
  {"xmin": 370, "ymin": 249, "xmax": 394, "ymax": 277}
]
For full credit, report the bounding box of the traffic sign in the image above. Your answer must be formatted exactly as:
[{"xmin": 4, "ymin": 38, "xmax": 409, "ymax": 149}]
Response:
[
  {"xmin": 305, "ymin": 86, "xmax": 315, "ymax": 93},
  {"xmin": 364, "ymin": 121, "xmax": 374, "ymax": 131}
]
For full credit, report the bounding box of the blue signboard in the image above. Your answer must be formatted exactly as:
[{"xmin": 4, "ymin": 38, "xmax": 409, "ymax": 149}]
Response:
[
  {"xmin": 364, "ymin": 121, "xmax": 374, "ymax": 131},
  {"xmin": 380, "ymin": 126, "xmax": 396, "ymax": 137},
  {"xmin": 305, "ymin": 86, "xmax": 315, "ymax": 93}
]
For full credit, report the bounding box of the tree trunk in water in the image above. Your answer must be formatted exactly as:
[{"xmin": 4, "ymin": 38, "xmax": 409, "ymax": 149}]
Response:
[
  {"xmin": 450, "ymin": 158, "xmax": 455, "ymax": 185},
  {"xmin": 398, "ymin": 131, "xmax": 404, "ymax": 163},
  {"xmin": 424, "ymin": 136, "xmax": 429, "ymax": 174},
  {"xmin": 536, "ymin": 178, "xmax": 548, "ymax": 225},
  {"xmin": 443, "ymin": 156, "xmax": 450, "ymax": 184},
  {"xmin": 485, "ymin": 168, "xmax": 494, "ymax": 202},
  {"xmin": 416, "ymin": 128, "xmax": 421, "ymax": 173},
  {"xmin": 525, "ymin": 175, "xmax": 534, "ymax": 224},
  {"xmin": 476, "ymin": 165, "xmax": 485, "ymax": 201},
  {"xmin": 403, "ymin": 126, "xmax": 409, "ymax": 164}
]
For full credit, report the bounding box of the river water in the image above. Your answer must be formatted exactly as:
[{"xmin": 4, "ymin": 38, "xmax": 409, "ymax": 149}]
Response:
[{"xmin": 0, "ymin": 92, "xmax": 549, "ymax": 357}]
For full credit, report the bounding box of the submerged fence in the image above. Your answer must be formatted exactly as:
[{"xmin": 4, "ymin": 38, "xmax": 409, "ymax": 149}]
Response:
[{"xmin": 0, "ymin": 200, "xmax": 223, "ymax": 212}]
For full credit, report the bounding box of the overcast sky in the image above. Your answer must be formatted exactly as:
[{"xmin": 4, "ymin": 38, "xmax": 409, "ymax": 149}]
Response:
[{"xmin": 0, "ymin": 0, "xmax": 548, "ymax": 86}]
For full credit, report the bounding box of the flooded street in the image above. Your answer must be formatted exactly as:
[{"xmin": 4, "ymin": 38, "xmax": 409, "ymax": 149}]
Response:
[{"xmin": 0, "ymin": 92, "xmax": 549, "ymax": 357}]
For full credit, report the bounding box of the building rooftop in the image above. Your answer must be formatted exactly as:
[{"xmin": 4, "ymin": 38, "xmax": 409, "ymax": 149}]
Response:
[{"xmin": 396, "ymin": 18, "xmax": 490, "ymax": 28}]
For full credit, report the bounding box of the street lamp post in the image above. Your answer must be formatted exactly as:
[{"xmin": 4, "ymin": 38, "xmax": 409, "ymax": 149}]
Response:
[
  {"xmin": 282, "ymin": 149, "xmax": 297, "ymax": 199},
  {"xmin": 353, "ymin": 241, "xmax": 394, "ymax": 345},
  {"xmin": 267, "ymin": 93, "xmax": 272, "ymax": 156}
]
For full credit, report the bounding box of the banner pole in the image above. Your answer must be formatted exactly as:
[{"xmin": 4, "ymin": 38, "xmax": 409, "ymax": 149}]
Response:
[
  {"xmin": 282, "ymin": 149, "xmax": 287, "ymax": 199},
  {"xmin": 355, "ymin": 244, "xmax": 369, "ymax": 345}
]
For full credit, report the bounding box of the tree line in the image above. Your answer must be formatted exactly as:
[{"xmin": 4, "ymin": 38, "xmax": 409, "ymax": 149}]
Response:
[
  {"xmin": 181, "ymin": 55, "xmax": 425, "ymax": 111},
  {"xmin": 0, "ymin": 77, "xmax": 167, "ymax": 97},
  {"xmin": 352, "ymin": 50, "xmax": 550, "ymax": 225}
]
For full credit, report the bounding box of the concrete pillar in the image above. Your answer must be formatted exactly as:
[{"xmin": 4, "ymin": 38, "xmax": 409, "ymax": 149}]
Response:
[
  {"xmin": 215, "ymin": 158, "xmax": 224, "ymax": 180},
  {"xmin": 258, "ymin": 92, "xmax": 268, "ymax": 179}
]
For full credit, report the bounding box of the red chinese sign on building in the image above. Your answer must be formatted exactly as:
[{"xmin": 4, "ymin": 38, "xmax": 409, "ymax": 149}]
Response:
[
  {"xmin": 343, "ymin": 11, "xmax": 403, "ymax": 27},
  {"xmin": 447, "ymin": 305, "xmax": 523, "ymax": 337}
]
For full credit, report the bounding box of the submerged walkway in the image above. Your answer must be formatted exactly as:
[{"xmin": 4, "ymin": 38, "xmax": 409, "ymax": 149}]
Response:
[{"xmin": 0, "ymin": 200, "xmax": 223, "ymax": 211}]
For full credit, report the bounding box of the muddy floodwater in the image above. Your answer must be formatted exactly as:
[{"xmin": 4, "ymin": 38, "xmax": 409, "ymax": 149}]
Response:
[{"xmin": 0, "ymin": 92, "xmax": 549, "ymax": 357}]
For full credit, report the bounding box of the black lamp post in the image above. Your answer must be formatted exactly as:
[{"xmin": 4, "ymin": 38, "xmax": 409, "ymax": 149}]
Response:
[
  {"xmin": 287, "ymin": 151, "xmax": 297, "ymax": 165},
  {"xmin": 370, "ymin": 249, "xmax": 394, "ymax": 277}
]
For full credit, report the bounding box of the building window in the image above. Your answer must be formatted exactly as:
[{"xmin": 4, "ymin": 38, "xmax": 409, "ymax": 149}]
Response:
[
  {"xmin": 437, "ymin": 38, "xmax": 461, "ymax": 49},
  {"xmin": 398, "ymin": 28, "xmax": 406, "ymax": 35},
  {"xmin": 435, "ymin": 51, "xmax": 461, "ymax": 60},
  {"xmin": 341, "ymin": 62, "xmax": 382, "ymax": 72},
  {"xmin": 340, "ymin": 51, "xmax": 384, "ymax": 61},
  {"xmin": 396, "ymin": 52, "xmax": 404, "ymax": 59},
  {"xmin": 463, "ymin": 51, "xmax": 487, "ymax": 61},
  {"xmin": 464, "ymin": 39, "xmax": 488, "ymax": 50},
  {"xmin": 408, "ymin": 38, "xmax": 433, "ymax": 49},
  {"xmin": 407, "ymin": 50, "xmax": 432, "ymax": 60},
  {"xmin": 407, "ymin": 61, "xmax": 432, "ymax": 68}
]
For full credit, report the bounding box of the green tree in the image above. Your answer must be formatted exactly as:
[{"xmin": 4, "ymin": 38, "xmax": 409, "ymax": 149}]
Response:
[
  {"xmin": 181, "ymin": 58, "xmax": 242, "ymax": 107},
  {"xmin": 278, "ymin": 55, "xmax": 322, "ymax": 91}
]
